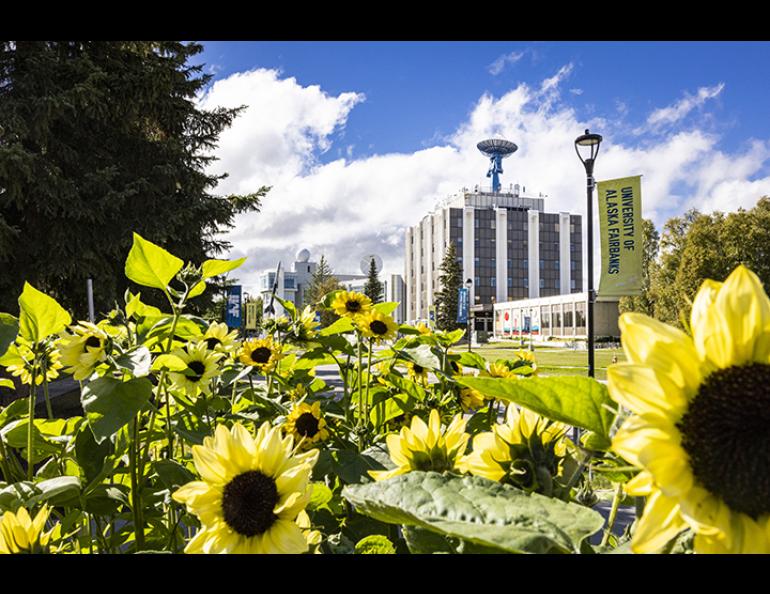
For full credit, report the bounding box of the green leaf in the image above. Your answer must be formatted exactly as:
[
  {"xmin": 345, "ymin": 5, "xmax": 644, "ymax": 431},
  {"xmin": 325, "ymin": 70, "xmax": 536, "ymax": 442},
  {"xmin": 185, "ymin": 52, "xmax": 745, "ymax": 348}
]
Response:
[
  {"xmin": 153, "ymin": 460, "xmax": 195, "ymax": 490},
  {"xmin": 114, "ymin": 347, "xmax": 151, "ymax": 377},
  {"xmin": 0, "ymin": 313, "xmax": 19, "ymax": 358},
  {"xmin": 458, "ymin": 376, "xmax": 617, "ymax": 444},
  {"xmin": 403, "ymin": 525, "xmax": 505, "ymax": 554},
  {"xmin": 436, "ymin": 328, "xmax": 465, "ymax": 347},
  {"xmin": 370, "ymin": 395, "xmax": 410, "ymax": 428},
  {"xmin": 355, "ymin": 534, "xmax": 396, "ymax": 554},
  {"xmin": 18, "ymin": 282, "xmax": 72, "ymax": 343},
  {"xmin": 81, "ymin": 377, "xmax": 153, "ymax": 443},
  {"xmin": 373, "ymin": 302, "xmax": 399, "ymax": 316},
  {"xmin": 0, "ymin": 398, "xmax": 29, "ymax": 427},
  {"xmin": 151, "ymin": 354, "xmax": 188, "ymax": 372},
  {"xmin": 320, "ymin": 316, "xmax": 355, "ymax": 336},
  {"xmin": 342, "ymin": 471, "xmax": 604, "ymax": 554},
  {"xmin": 275, "ymin": 295, "xmax": 296, "ymax": 316},
  {"xmin": 126, "ymin": 292, "xmax": 162, "ymax": 319},
  {"xmin": 202, "ymin": 257, "xmax": 247, "ymax": 279},
  {"xmin": 0, "ymin": 378, "xmax": 14, "ymax": 390},
  {"xmin": 26, "ymin": 476, "xmax": 81, "ymax": 507},
  {"xmin": 457, "ymin": 351, "xmax": 488, "ymax": 370},
  {"xmin": 308, "ymin": 482, "xmax": 334, "ymax": 510},
  {"xmin": 398, "ymin": 344, "xmax": 441, "ymax": 370},
  {"xmin": 75, "ymin": 423, "xmax": 113, "ymax": 484},
  {"xmin": 124, "ymin": 232, "xmax": 183, "ymax": 291}
]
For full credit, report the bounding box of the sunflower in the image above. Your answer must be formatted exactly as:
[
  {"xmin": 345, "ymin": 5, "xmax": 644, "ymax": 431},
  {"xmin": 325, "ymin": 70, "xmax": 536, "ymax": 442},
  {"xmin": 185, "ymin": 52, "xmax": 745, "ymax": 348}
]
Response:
[
  {"xmin": 297, "ymin": 306, "xmax": 320, "ymax": 340},
  {"xmin": 487, "ymin": 361, "xmax": 513, "ymax": 378},
  {"xmin": 331, "ymin": 291, "xmax": 372, "ymax": 318},
  {"xmin": 283, "ymin": 401, "xmax": 329, "ymax": 448},
  {"xmin": 357, "ymin": 311, "xmax": 398, "ymax": 343},
  {"xmin": 239, "ymin": 337, "xmax": 282, "ymax": 374},
  {"xmin": 172, "ymin": 422, "xmax": 319, "ymax": 554},
  {"xmin": 369, "ymin": 409, "xmax": 469, "ymax": 481},
  {"xmin": 458, "ymin": 406, "xmax": 569, "ymax": 494},
  {"xmin": 448, "ymin": 359, "xmax": 463, "ymax": 376},
  {"xmin": 201, "ymin": 322, "xmax": 239, "ymax": 354},
  {"xmin": 416, "ymin": 322, "xmax": 432, "ymax": 336},
  {"xmin": 168, "ymin": 342, "xmax": 222, "ymax": 397},
  {"xmin": 608, "ymin": 265, "xmax": 770, "ymax": 553},
  {"xmin": 58, "ymin": 321, "xmax": 109, "ymax": 380},
  {"xmin": 406, "ymin": 361, "xmax": 429, "ymax": 384},
  {"xmin": 0, "ymin": 506, "xmax": 52, "ymax": 554},
  {"xmin": 459, "ymin": 387, "xmax": 485, "ymax": 411},
  {"xmin": 1, "ymin": 339, "xmax": 62, "ymax": 386}
]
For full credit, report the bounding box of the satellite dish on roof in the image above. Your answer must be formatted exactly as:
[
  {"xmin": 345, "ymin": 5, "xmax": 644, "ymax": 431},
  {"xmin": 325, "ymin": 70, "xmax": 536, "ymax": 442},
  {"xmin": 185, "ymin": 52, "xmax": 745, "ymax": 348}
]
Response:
[
  {"xmin": 477, "ymin": 138, "xmax": 518, "ymax": 193},
  {"xmin": 360, "ymin": 254, "xmax": 383, "ymax": 275},
  {"xmin": 296, "ymin": 248, "xmax": 310, "ymax": 262}
]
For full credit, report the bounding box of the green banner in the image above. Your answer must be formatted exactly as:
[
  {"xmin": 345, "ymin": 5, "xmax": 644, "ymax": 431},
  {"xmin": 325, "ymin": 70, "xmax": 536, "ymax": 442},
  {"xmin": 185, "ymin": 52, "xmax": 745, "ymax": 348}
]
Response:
[{"xmin": 597, "ymin": 176, "xmax": 643, "ymax": 297}]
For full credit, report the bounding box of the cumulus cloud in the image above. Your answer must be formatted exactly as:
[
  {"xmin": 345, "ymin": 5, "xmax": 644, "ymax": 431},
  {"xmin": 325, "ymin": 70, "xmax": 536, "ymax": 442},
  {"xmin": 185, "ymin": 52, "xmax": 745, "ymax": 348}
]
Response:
[
  {"xmin": 645, "ymin": 82, "xmax": 725, "ymax": 130},
  {"xmin": 487, "ymin": 51, "xmax": 525, "ymax": 76},
  {"xmin": 201, "ymin": 67, "xmax": 770, "ymax": 293}
]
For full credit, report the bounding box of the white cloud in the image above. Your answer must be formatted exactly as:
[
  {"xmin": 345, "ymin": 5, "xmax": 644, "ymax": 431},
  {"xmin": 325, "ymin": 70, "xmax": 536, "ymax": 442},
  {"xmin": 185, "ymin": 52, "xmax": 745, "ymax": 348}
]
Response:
[
  {"xmin": 487, "ymin": 51, "xmax": 525, "ymax": 76},
  {"xmin": 569, "ymin": 88, "xmax": 583, "ymax": 96},
  {"xmin": 646, "ymin": 82, "xmax": 725, "ymax": 129},
  {"xmin": 202, "ymin": 68, "xmax": 770, "ymax": 294}
]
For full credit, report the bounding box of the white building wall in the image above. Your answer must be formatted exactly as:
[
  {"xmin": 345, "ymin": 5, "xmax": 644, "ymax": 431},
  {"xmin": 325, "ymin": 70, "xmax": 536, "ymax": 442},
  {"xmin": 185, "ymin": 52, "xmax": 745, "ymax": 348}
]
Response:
[
  {"xmin": 422, "ymin": 217, "xmax": 433, "ymax": 314},
  {"xmin": 527, "ymin": 209, "xmax": 540, "ymax": 299},
  {"xmin": 412, "ymin": 223, "xmax": 422, "ymax": 320},
  {"xmin": 405, "ymin": 227, "xmax": 413, "ymax": 321},
  {"xmin": 559, "ymin": 212, "xmax": 571, "ymax": 295},
  {"xmin": 495, "ymin": 207, "xmax": 507, "ymax": 303}
]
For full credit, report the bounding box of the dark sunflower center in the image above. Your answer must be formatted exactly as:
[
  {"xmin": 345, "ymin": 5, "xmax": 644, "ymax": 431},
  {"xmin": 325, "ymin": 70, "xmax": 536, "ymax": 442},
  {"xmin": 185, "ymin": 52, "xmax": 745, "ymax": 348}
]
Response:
[
  {"xmin": 187, "ymin": 361, "xmax": 206, "ymax": 383},
  {"xmin": 294, "ymin": 412, "xmax": 320, "ymax": 438},
  {"xmin": 345, "ymin": 300, "xmax": 362, "ymax": 313},
  {"xmin": 250, "ymin": 347, "xmax": 272, "ymax": 364},
  {"xmin": 677, "ymin": 363, "xmax": 770, "ymax": 519},
  {"xmin": 85, "ymin": 336, "xmax": 101, "ymax": 349},
  {"xmin": 412, "ymin": 364, "xmax": 424, "ymax": 374},
  {"xmin": 221, "ymin": 471, "xmax": 279, "ymax": 537},
  {"xmin": 369, "ymin": 320, "xmax": 388, "ymax": 336},
  {"xmin": 205, "ymin": 337, "xmax": 222, "ymax": 350},
  {"xmin": 449, "ymin": 361, "xmax": 460, "ymax": 373}
]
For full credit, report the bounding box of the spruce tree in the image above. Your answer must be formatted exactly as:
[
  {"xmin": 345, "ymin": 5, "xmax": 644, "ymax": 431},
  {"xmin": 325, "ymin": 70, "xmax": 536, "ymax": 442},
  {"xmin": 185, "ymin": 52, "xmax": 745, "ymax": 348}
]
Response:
[
  {"xmin": 434, "ymin": 242, "xmax": 462, "ymax": 331},
  {"xmin": 0, "ymin": 41, "xmax": 266, "ymax": 316},
  {"xmin": 304, "ymin": 255, "xmax": 342, "ymax": 327},
  {"xmin": 363, "ymin": 257, "xmax": 384, "ymax": 304}
]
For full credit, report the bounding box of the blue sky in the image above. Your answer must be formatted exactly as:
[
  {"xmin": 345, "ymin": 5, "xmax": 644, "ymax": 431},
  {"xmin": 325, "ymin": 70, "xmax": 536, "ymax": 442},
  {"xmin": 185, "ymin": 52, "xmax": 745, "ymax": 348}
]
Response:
[{"xmin": 191, "ymin": 41, "xmax": 770, "ymax": 290}]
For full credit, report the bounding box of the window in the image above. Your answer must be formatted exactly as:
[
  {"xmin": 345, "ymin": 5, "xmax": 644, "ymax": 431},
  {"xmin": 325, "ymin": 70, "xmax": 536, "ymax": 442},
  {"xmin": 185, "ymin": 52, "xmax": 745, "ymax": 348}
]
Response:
[
  {"xmin": 490, "ymin": 258, "xmax": 496, "ymax": 267},
  {"xmin": 539, "ymin": 278, "xmax": 545, "ymax": 288},
  {"xmin": 491, "ymin": 278, "xmax": 496, "ymax": 287},
  {"xmin": 507, "ymin": 278, "xmax": 513, "ymax": 287},
  {"xmin": 474, "ymin": 257, "xmax": 479, "ymax": 266},
  {"xmin": 539, "ymin": 259, "xmax": 544, "ymax": 269},
  {"xmin": 475, "ymin": 276, "xmax": 480, "ymax": 286},
  {"xmin": 571, "ymin": 279, "xmax": 576, "ymax": 289},
  {"xmin": 491, "ymin": 220, "xmax": 496, "ymax": 229},
  {"xmin": 554, "ymin": 261, "xmax": 560, "ymax": 270},
  {"xmin": 522, "ymin": 259, "xmax": 528, "ymax": 269},
  {"xmin": 555, "ymin": 278, "xmax": 560, "ymax": 290},
  {"xmin": 524, "ymin": 278, "xmax": 529, "ymax": 289}
]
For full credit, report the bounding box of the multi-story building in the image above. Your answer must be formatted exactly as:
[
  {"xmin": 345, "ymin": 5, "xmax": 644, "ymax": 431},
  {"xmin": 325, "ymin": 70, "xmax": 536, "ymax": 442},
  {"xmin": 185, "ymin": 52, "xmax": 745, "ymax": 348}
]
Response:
[{"xmin": 405, "ymin": 185, "xmax": 583, "ymax": 329}]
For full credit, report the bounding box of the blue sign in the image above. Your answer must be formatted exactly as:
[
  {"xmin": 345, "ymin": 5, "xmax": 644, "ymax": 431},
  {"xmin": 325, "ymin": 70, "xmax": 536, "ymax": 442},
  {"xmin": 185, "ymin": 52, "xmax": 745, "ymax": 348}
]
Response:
[
  {"xmin": 226, "ymin": 285, "xmax": 242, "ymax": 328},
  {"xmin": 457, "ymin": 287, "xmax": 469, "ymax": 324}
]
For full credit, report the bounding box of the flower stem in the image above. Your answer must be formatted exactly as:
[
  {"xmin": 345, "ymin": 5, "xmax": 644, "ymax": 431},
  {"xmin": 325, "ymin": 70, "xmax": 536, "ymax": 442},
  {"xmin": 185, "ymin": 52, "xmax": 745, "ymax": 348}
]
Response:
[
  {"xmin": 129, "ymin": 415, "xmax": 145, "ymax": 551},
  {"xmin": 600, "ymin": 482, "xmax": 624, "ymax": 548},
  {"xmin": 0, "ymin": 433, "xmax": 12, "ymax": 482},
  {"xmin": 356, "ymin": 333, "xmax": 363, "ymax": 451},
  {"xmin": 362, "ymin": 338, "xmax": 374, "ymax": 450},
  {"xmin": 42, "ymin": 377, "xmax": 53, "ymax": 420},
  {"xmin": 26, "ymin": 362, "xmax": 38, "ymax": 481}
]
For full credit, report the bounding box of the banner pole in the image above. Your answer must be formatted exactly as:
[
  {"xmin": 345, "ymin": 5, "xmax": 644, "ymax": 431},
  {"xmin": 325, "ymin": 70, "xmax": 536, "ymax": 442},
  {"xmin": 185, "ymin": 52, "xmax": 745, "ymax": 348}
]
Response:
[{"xmin": 587, "ymin": 171, "xmax": 596, "ymax": 379}]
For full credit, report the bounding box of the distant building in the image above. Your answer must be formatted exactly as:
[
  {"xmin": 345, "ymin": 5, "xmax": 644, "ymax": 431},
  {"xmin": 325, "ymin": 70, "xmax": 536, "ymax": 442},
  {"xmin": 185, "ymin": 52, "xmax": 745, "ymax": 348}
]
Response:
[
  {"xmin": 493, "ymin": 292, "xmax": 619, "ymax": 340},
  {"xmin": 405, "ymin": 185, "xmax": 583, "ymax": 330}
]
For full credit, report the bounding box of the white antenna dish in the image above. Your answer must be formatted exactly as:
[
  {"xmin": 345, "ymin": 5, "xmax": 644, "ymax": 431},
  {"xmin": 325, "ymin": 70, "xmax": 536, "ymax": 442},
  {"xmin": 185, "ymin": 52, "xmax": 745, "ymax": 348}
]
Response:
[
  {"xmin": 360, "ymin": 254, "xmax": 383, "ymax": 275},
  {"xmin": 296, "ymin": 249, "xmax": 310, "ymax": 262}
]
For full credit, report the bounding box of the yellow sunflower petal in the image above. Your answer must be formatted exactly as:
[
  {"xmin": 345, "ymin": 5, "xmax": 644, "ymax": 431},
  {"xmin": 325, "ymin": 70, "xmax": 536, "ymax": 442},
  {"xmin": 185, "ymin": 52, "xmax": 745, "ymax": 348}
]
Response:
[
  {"xmin": 619, "ymin": 313, "xmax": 703, "ymax": 396},
  {"xmin": 386, "ymin": 433, "xmax": 410, "ymax": 467},
  {"xmin": 696, "ymin": 265, "xmax": 770, "ymax": 368},
  {"xmin": 607, "ymin": 363, "xmax": 688, "ymax": 423},
  {"xmin": 625, "ymin": 471, "xmax": 654, "ymax": 496},
  {"xmin": 631, "ymin": 489, "xmax": 687, "ymax": 553},
  {"xmin": 191, "ymin": 445, "xmax": 229, "ymax": 485}
]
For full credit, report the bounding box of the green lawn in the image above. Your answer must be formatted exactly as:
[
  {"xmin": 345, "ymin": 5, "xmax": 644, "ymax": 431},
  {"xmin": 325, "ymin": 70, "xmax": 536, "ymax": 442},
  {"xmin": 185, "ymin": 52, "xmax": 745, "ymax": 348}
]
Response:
[{"xmin": 451, "ymin": 342, "xmax": 625, "ymax": 381}]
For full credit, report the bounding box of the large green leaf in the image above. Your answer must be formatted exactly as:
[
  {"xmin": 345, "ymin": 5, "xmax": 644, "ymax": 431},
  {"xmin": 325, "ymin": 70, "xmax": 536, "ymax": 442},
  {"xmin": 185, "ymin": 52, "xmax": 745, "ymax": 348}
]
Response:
[
  {"xmin": 0, "ymin": 313, "xmax": 18, "ymax": 358},
  {"xmin": 124, "ymin": 232, "xmax": 183, "ymax": 291},
  {"xmin": 373, "ymin": 302, "xmax": 399, "ymax": 316},
  {"xmin": 457, "ymin": 351, "xmax": 488, "ymax": 370},
  {"xmin": 459, "ymin": 376, "xmax": 617, "ymax": 446},
  {"xmin": 320, "ymin": 316, "xmax": 355, "ymax": 336},
  {"xmin": 18, "ymin": 282, "xmax": 72, "ymax": 343},
  {"xmin": 398, "ymin": 344, "xmax": 441, "ymax": 370},
  {"xmin": 81, "ymin": 377, "xmax": 153, "ymax": 443},
  {"xmin": 342, "ymin": 471, "xmax": 604, "ymax": 554},
  {"xmin": 188, "ymin": 256, "xmax": 247, "ymax": 298}
]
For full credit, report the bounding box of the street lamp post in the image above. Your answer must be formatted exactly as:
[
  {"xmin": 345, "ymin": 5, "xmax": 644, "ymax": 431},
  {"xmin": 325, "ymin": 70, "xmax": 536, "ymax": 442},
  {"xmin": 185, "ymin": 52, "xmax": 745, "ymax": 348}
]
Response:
[
  {"xmin": 465, "ymin": 278, "xmax": 473, "ymax": 352},
  {"xmin": 574, "ymin": 129, "xmax": 603, "ymax": 378}
]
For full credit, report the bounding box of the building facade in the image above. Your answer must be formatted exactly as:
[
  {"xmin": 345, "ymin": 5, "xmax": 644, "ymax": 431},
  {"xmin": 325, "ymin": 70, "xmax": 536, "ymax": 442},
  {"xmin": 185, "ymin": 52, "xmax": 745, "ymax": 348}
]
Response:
[
  {"xmin": 493, "ymin": 292, "xmax": 619, "ymax": 340},
  {"xmin": 405, "ymin": 187, "xmax": 583, "ymax": 327}
]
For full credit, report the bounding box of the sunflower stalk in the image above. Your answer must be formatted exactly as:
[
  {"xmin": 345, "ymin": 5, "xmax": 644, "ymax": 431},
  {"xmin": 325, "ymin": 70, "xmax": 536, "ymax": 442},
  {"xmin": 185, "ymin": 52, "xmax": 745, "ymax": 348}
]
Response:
[
  {"xmin": 129, "ymin": 415, "xmax": 145, "ymax": 551},
  {"xmin": 41, "ymin": 375, "xmax": 53, "ymax": 420},
  {"xmin": 362, "ymin": 337, "xmax": 374, "ymax": 450},
  {"xmin": 600, "ymin": 482, "xmax": 624, "ymax": 548},
  {"xmin": 26, "ymin": 359, "xmax": 38, "ymax": 481}
]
